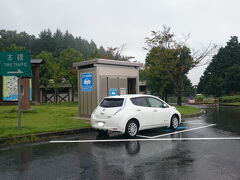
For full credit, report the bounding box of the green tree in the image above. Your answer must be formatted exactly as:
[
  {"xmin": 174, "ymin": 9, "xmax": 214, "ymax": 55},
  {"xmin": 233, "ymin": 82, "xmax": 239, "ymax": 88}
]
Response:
[
  {"xmin": 47, "ymin": 61, "xmax": 66, "ymax": 103},
  {"xmin": 4, "ymin": 44, "xmax": 25, "ymax": 51},
  {"xmin": 36, "ymin": 51, "xmax": 66, "ymax": 103},
  {"xmin": 224, "ymin": 64, "xmax": 240, "ymax": 94},
  {"xmin": 0, "ymin": 30, "xmax": 36, "ymax": 53},
  {"xmin": 59, "ymin": 48, "xmax": 83, "ymax": 101},
  {"xmin": 144, "ymin": 26, "xmax": 215, "ymax": 105},
  {"xmin": 36, "ymin": 51, "xmax": 54, "ymax": 86},
  {"xmin": 0, "ymin": 29, "xmax": 110, "ymax": 59},
  {"xmin": 197, "ymin": 36, "xmax": 240, "ymax": 96}
]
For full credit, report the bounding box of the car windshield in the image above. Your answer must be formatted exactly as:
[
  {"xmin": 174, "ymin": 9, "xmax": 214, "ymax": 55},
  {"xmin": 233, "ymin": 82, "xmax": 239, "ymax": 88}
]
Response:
[{"xmin": 100, "ymin": 98, "xmax": 124, "ymax": 108}]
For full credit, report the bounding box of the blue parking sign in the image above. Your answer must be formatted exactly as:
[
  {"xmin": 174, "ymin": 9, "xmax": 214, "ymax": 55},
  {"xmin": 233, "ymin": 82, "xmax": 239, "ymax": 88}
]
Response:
[
  {"xmin": 81, "ymin": 73, "xmax": 93, "ymax": 92},
  {"xmin": 109, "ymin": 89, "xmax": 117, "ymax": 96}
]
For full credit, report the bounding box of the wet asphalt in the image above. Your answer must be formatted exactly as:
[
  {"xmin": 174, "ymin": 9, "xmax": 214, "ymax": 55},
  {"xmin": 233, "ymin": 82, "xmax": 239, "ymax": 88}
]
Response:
[{"xmin": 0, "ymin": 105, "xmax": 240, "ymax": 180}]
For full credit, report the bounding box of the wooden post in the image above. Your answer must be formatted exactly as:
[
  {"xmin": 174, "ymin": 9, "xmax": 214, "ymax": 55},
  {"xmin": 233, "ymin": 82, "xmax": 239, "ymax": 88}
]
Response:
[
  {"xmin": 18, "ymin": 77, "xmax": 22, "ymax": 129},
  {"xmin": 21, "ymin": 77, "xmax": 31, "ymax": 110}
]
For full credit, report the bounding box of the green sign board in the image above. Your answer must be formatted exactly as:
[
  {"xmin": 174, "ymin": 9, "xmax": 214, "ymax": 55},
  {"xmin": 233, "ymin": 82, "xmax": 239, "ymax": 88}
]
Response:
[{"xmin": 0, "ymin": 50, "xmax": 31, "ymax": 77}]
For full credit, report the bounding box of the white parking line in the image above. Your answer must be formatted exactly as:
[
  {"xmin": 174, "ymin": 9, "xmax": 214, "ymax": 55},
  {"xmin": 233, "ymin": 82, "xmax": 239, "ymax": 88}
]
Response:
[
  {"xmin": 141, "ymin": 124, "xmax": 216, "ymax": 139},
  {"xmin": 181, "ymin": 120, "xmax": 204, "ymax": 123},
  {"xmin": 136, "ymin": 135, "xmax": 151, "ymax": 138},
  {"xmin": 181, "ymin": 122, "xmax": 208, "ymax": 125},
  {"xmin": 50, "ymin": 137, "xmax": 240, "ymax": 143}
]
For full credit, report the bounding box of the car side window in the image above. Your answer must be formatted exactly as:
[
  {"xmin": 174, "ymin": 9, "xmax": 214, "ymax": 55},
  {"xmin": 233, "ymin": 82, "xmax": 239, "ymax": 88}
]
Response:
[
  {"xmin": 147, "ymin": 97, "xmax": 164, "ymax": 108},
  {"xmin": 131, "ymin": 97, "xmax": 149, "ymax": 107}
]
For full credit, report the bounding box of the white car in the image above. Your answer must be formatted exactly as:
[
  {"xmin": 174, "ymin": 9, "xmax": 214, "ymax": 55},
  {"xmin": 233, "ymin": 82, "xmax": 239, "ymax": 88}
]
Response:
[{"xmin": 91, "ymin": 94, "xmax": 181, "ymax": 137}]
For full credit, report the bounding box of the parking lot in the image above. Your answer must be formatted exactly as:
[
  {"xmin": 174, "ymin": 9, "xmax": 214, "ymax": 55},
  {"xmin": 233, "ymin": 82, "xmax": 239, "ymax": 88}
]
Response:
[{"xmin": 1, "ymin": 105, "xmax": 240, "ymax": 180}]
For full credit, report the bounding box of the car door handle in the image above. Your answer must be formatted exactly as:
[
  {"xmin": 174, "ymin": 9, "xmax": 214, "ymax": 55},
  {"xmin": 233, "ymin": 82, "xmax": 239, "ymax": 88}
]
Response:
[
  {"xmin": 136, "ymin": 109, "xmax": 141, "ymax": 111},
  {"xmin": 153, "ymin": 109, "xmax": 158, "ymax": 112}
]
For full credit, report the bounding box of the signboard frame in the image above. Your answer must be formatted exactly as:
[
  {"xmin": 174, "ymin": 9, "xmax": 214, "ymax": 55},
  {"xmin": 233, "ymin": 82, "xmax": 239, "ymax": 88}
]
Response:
[
  {"xmin": 81, "ymin": 73, "xmax": 93, "ymax": 92},
  {"xmin": 109, "ymin": 88, "xmax": 118, "ymax": 96},
  {"xmin": 0, "ymin": 50, "xmax": 31, "ymax": 77}
]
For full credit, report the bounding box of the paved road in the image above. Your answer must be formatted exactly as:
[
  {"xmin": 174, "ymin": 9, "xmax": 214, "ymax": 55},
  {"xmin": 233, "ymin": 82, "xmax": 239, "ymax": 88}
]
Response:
[{"xmin": 0, "ymin": 105, "xmax": 240, "ymax": 180}]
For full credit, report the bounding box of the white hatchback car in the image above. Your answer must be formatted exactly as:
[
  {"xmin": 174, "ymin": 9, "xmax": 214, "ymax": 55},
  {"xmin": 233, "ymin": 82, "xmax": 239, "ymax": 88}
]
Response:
[{"xmin": 91, "ymin": 94, "xmax": 181, "ymax": 137}]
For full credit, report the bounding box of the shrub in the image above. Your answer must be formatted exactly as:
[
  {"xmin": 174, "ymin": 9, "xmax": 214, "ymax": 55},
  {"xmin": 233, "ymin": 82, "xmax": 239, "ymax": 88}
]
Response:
[
  {"xmin": 219, "ymin": 95, "xmax": 240, "ymax": 103},
  {"xmin": 196, "ymin": 95, "xmax": 205, "ymax": 102}
]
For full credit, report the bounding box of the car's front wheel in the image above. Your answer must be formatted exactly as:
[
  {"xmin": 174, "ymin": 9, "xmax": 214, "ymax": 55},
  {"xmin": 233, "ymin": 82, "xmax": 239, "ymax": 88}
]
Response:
[
  {"xmin": 125, "ymin": 120, "xmax": 139, "ymax": 137},
  {"xmin": 170, "ymin": 115, "xmax": 179, "ymax": 130}
]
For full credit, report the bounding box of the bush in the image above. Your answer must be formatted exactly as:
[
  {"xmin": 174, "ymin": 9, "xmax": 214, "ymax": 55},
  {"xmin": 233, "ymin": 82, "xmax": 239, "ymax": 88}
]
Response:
[
  {"xmin": 219, "ymin": 95, "xmax": 240, "ymax": 103},
  {"xmin": 196, "ymin": 95, "xmax": 205, "ymax": 102}
]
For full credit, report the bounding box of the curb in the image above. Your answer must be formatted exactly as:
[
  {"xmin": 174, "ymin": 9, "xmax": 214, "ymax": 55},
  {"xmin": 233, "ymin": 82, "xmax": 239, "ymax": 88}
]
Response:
[
  {"xmin": 0, "ymin": 127, "xmax": 93, "ymax": 145},
  {"xmin": 219, "ymin": 103, "xmax": 240, "ymax": 107},
  {"xmin": 182, "ymin": 109, "xmax": 205, "ymax": 118}
]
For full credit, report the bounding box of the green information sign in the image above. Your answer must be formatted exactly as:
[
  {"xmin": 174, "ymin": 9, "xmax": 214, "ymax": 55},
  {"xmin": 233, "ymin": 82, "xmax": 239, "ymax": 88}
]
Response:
[{"xmin": 0, "ymin": 50, "xmax": 31, "ymax": 77}]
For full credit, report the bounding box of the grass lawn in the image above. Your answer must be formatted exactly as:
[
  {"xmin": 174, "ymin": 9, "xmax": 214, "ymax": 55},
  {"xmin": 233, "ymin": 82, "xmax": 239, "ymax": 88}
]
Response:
[
  {"xmin": 220, "ymin": 102, "xmax": 240, "ymax": 106},
  {"xmin": 173, "ymin": 105, "xmax": 201, "ymax": 116},
  {"xmin": 0, "ymin": 102, "xmax": 90, "ymax": 138}
]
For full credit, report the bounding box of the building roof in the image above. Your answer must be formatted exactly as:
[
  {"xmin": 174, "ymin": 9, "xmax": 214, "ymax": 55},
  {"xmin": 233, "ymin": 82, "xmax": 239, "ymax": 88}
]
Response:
[
  {"xmin": 73, "ymin": 58, "xmax": 143, "ymax": 68},
  {"xmin": 31, "ymin": 59, "xmax": 43, "ymax": 64}
]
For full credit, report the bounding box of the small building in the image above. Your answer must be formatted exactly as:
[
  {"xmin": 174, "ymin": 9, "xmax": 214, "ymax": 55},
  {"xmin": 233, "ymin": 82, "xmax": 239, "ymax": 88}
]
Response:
[
  {"xmin": 40, "ymin": 82, "xmax": 74, "ymax": 103},
  {"xmin": 73, "ymin": 58, "xmax": 142, "ymax": 119}
]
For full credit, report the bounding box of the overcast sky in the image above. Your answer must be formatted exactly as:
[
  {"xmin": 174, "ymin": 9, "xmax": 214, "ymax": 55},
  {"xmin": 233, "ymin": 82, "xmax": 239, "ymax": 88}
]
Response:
[{"xmin": 1, "ymin": 0, "xmax": 240, "ymax": 85}]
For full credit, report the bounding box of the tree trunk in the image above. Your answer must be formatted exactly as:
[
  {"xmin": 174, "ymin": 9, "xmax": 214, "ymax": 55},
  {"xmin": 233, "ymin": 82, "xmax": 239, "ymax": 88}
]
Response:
[
  {"xmin": 177, "ymin": 91, "xmax": 182, "ymax": 106},
  {"xmin": 165, "ymin": 93, "xmax": 168, "ymax": 103},
  {"xmin": 159, "ymin": 87, "xmax": 163, "ymax": 99},
  {"xmin": 54, "ymin": 87, "xmax": 58, "ymax": 104},
  {"xmin": 177, "ymin": 74, "xmax": 183, "ymax": 106},
  {"xmin": 71, "ymin": 84, "xmax": 74, "ymax": 102}
]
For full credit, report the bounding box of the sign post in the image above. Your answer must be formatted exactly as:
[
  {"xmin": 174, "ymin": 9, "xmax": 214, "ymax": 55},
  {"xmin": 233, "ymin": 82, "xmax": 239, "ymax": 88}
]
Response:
[
  {"xmin": 0, "ymin": 50, "xmax": 31, "ymax": 129},
  {"xmin": 18, "ymin": 77, "xmax": 22, "ymax": 129}
]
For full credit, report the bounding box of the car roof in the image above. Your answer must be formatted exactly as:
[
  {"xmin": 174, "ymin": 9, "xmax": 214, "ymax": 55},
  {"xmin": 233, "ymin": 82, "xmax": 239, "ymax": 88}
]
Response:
[{"xmin": 104, "ymin": 94, "xmax": 155, "ymax": 99}]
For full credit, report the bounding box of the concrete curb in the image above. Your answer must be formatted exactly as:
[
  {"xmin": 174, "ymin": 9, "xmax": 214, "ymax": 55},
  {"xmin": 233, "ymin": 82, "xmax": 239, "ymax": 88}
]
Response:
[
  {"xmin": 182, "ymin": 109, "xmax": 205, "ymax": 118},
  {"xmin": 0, "ymin": 127, "xmax": 93, "ymax": 144},
  {"xmin": 219, "ymin": 103, "xmax": 240, "ymax": 107}
]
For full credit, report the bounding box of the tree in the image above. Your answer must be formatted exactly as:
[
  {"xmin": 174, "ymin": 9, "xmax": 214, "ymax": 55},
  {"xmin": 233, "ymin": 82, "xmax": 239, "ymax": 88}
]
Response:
[
  {"xmin": 106, "ymin": 45, "xmax": 131, "ymax": 61},
  {"xmin": 0, "ymin": 29, "xmax": 110, "ymax": 59},
  {"xmin": 47, "ymin": 61, "xmax": 66, "ymax": 103},
  {"xmin": 144, "ymin": 26, "xmax": 215, "ymax": 105},
  {"xmin": 4, "ymin": 44, "xmax": 25, "ymax": 51},
  {"xmin": 197, "ymin": 36, "xmax": 240, "ymax": 96},
  {"xmin": 36, "ymin": 51, "xmax": 66, "ymax": 103},
  {"xmin": 0, "ymin": 30, "xmax": 36, "ymax": 53},
  {"xmin": 36, "ymin": 51, "xmax": 55, "ymax": 86},
  {"xmin": 59, "ymin": 48, "xmax": 83, "ymax": 101},
  {"xmin": 224, "ymin": 64, "xmax": 240, "ymax": 94}
]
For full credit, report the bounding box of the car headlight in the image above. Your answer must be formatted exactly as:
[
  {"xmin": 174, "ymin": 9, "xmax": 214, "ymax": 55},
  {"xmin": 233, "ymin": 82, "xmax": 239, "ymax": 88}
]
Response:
[{"xmin": 97, "ymin": 122, "xmax": 104, "ymax": 127}]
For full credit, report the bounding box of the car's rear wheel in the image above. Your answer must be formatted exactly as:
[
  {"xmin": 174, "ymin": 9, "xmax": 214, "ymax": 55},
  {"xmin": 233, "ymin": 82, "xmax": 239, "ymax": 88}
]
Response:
[
  {"xmin": 170, "ymin": 115, "xmax": 179, "ymax": 130},
  {"xmin": 125, "ymin": 120, "xmax": 139, "ymax": 137}
]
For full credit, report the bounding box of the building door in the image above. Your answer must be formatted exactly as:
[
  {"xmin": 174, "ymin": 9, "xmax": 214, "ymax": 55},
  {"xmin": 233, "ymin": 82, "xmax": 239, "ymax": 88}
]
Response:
[{"xmin": 127, "ymin": 78, "xmax": 136, "ymax": 94}]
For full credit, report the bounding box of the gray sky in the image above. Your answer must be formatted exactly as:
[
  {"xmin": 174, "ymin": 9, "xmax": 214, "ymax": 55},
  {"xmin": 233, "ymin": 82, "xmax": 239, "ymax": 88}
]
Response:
[{"xmin": 1, "ymin": 0, "xmax": 240, "ymax": 85}]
